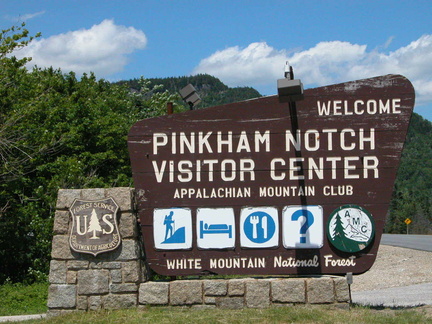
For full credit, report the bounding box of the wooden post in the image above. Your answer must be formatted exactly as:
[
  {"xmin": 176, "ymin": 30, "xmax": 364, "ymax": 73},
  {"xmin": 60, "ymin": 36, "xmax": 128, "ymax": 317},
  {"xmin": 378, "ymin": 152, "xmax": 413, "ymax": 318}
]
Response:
[{"xmin": 167, "ymin": 102, "xmax": 173, "ymax": 115}]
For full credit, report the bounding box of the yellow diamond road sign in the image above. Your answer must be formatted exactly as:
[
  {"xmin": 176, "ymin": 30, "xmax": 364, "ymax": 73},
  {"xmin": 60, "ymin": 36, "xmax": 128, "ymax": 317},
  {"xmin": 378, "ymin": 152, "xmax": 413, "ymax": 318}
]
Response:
[{"xmin": 404, "ymin": 218, "xmax": 412, "ymax": 225}]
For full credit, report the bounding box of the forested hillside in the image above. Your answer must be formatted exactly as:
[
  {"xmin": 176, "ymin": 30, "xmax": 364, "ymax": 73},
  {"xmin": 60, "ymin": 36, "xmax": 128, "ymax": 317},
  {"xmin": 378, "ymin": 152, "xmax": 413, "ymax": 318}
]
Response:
[
  {"xmin": 386, "ymin": 113, "xmax": 432, "ymax": 234},
  {"xmin": 118, "ymin": 74, "xmax": 262, "ymax": 108}
]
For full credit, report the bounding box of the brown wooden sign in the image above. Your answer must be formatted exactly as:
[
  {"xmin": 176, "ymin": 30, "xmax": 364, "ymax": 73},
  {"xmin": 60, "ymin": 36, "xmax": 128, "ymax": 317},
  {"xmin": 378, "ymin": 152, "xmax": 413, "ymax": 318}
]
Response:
[{"xmin": 128, "ymin": 74, "xmax": 415, "ymax": 276}]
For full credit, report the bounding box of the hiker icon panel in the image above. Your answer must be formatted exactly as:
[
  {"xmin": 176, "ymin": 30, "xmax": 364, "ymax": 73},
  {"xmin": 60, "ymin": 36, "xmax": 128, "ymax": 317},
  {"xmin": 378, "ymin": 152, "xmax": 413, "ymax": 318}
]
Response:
[
  {"xmin": 240, "ymin": 207, "xmax": 278, "ymax": 248},
  {"xmin": 153, "ymin": 208, "xmax": 192, "ymax": 250},
  {"xmin": 282, "ymin": 205, "xmax": 323, "ymax": 249},
  {"xmin": 196, "ymin": 208, "xmax": 235, "ymax": 249}
]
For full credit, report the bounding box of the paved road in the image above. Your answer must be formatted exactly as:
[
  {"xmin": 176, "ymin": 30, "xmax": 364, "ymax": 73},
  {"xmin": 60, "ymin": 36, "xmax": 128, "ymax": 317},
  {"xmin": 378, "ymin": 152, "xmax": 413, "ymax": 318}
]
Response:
[
  {"xmin": 352, "ymin": 234, "xmax": 432, "ymax": 307},
  {"xmin": 381, "ymin": 234, "xmax": 432, "ymax": 252},
  {"xmin": 352, "ymin": 283, "xmax": 432, "ymax": 307}
]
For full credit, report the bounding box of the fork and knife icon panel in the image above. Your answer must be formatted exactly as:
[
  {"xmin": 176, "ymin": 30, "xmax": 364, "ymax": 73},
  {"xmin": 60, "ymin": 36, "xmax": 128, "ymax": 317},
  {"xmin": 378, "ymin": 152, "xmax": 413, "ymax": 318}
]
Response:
[{"xmin": 250, "ymin": 215, "xmax": 268, "ymax": 239}]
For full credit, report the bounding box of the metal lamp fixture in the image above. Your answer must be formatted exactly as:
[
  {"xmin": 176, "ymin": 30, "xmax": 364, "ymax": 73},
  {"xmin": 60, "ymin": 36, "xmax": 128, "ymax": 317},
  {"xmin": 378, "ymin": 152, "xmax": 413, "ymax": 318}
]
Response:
[
  {"xmin": 179, "ymin": 84, "xmax": 201, "ymax": 110},
  {"xmin": 277, "ymin": 62, "xmax": 304, "ymax": 103}
]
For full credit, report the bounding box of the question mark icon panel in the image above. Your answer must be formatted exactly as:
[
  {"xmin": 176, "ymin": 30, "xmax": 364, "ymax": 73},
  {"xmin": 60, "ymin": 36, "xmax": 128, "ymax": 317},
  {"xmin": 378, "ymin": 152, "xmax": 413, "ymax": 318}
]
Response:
[
  {"xmin": 282, "ymin": 206, "xmax": 323, "ymax": 249},
  {"xmin": 292, "ymin": 209, "xmax": 315, "ymax": 243}
]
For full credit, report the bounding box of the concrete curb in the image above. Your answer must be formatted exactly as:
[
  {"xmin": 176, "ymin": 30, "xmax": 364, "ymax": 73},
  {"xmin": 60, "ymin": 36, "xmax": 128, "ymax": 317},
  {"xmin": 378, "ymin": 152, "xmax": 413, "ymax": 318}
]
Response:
[{"xmin": 0, "ymin": 314, "xmax": 46, "ymax": 322}]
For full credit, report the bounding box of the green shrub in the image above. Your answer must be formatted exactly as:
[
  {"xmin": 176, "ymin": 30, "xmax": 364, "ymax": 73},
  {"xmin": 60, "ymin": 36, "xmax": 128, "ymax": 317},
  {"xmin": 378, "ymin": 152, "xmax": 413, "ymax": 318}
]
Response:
[{"xmin": 0, "ymin": 282, "xmax": 48, "ymax": 316}]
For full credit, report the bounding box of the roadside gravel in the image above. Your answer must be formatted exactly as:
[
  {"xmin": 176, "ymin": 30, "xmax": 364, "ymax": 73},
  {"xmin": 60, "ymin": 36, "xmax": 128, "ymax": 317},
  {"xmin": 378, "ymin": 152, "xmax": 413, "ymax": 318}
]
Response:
[{"xmin": 352, "ymin": 245, "xmax": 432, "ymax": 292}]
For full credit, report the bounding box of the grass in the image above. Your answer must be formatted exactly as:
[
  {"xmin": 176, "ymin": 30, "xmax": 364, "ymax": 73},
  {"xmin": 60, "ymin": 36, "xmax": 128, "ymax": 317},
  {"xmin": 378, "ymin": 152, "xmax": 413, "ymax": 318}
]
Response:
[
  {"xmin": 0, "ymin": 282, "xmax": 48, "ymax": 316},
  {"xmin": 24, "ymin": 305, "xmax": 432, "ymax": 324},
  {"xmin": 0, "ymin": 283, "xmax": 431, "ymax": 323}
]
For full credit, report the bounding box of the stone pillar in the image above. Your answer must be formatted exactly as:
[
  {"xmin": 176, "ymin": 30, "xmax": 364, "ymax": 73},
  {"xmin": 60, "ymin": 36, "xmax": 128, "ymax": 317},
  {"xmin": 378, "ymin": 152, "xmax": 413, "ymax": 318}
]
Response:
[{"xmin": 48, "ymin": 188, "xmax": 147, "ymax": 316}]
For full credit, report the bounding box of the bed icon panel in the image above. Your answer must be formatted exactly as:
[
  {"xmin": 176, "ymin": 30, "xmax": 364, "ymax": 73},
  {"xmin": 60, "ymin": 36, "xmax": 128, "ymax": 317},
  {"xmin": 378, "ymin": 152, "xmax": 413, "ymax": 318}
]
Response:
[{"xmin": 196, "ymin": 208, "xmax": 235, "ymax": 249}]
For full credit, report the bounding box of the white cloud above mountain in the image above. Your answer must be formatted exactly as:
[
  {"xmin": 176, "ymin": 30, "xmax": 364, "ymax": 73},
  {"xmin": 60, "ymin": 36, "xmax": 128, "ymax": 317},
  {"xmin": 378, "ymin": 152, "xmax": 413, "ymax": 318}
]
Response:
[
  {"xmin": 11, "ymin": 17, "xmax": 432, "ymax": 108},
  {"xmin": 193, "ymin": 35, "xmax": 432, "ymax": 105},
  {"xmin": 14, "ymin": 19, "xmax": 147, "ymax": 77}
]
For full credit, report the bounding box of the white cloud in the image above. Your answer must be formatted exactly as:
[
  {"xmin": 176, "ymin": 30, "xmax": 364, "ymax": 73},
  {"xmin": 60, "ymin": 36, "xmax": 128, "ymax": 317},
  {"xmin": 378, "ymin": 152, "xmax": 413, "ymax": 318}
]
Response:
[
  {"xmin": 290, "ymin": 41, "xmax": 367, "ymax": 85},
  {"xmin": 4, "ymin": 11, "xmax": 45, "ymax": 21},
  {"xmin": 193, "ymin": 35, "xmax": 432, "ymax": 105},
  {"xmin": 193, "ymin": 42, "xmax": 288, "ymax": 88},
  {"xmin": 14, "ymin": 19, "xmax": 147, "ymax": 77},
  {"xmin": 20, "ymin": 11, "xmax": 46, "ymax": 21}
]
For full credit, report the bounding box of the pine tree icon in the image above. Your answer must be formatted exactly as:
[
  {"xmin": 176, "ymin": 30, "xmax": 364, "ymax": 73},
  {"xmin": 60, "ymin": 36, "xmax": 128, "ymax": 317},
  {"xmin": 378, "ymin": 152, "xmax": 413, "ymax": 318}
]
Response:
[
  {"xmin": 328, "ymin": 206, "xmax": 375, "ymax": 253},
  {"xmin": 332, "ymin": 212, "xmax": 347, "ymax": 242},
  {"xmin": 88, "ymin": 208, "xmax": 102, "ymax": 239}
]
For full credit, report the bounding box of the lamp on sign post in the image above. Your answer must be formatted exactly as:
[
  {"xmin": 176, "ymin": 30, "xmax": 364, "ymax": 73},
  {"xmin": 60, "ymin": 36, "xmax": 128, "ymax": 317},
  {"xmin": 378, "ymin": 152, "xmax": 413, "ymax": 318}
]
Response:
[
  {"xmin": 277, "ymin": 62, "xmax": 304, "ymax": 103},
  {"xmin": 179, "ymin": 84, "xmax": 201, "ymax": 110}
]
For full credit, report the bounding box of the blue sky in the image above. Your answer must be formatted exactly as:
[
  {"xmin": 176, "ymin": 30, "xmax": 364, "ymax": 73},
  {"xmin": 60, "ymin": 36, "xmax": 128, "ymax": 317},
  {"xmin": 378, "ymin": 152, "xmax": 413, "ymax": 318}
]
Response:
[{"xmin": 2, "ymin": 1, "xmax": 432, "ymax": 120}]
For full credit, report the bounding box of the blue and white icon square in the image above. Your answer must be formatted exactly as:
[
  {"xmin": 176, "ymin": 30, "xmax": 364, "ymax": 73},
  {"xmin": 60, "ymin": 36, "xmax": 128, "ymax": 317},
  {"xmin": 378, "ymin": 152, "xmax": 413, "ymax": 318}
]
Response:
[
  {"xmin": 240, "ymin": 207, "xmax": 278, "ymax": 248},
  {"xmin": 153, "ymin": 208, "xmax": 192, "ymax": 250},
  {"xmin": 197, "ymin": 208, "xmax": 235, "ymax": 249},
  {"xmin": 282, "ymin": 205, "xmax": 323, "ymax": 249}
]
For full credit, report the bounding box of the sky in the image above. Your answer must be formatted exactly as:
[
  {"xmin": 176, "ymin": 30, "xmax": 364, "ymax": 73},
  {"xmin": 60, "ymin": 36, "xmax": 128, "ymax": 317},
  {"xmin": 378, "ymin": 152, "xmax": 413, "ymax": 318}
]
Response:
[{"xmin": 2, "ymin": 0, "xmax": 432, "ymax": 121}]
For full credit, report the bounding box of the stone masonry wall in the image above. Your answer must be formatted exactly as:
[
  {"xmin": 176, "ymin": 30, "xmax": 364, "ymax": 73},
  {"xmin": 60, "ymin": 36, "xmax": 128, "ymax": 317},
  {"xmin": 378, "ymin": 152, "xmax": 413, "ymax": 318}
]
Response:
[
  {"xmin": 139, "ymin": 277, "xmax": 350, "ymax": 309},
  {"xmin": 48, "ymin": 187, "xmax": 350, "ymax": 314},
  {"xmin": 48, "ymin": 188, "xmax": 147, "ymax": 316}
]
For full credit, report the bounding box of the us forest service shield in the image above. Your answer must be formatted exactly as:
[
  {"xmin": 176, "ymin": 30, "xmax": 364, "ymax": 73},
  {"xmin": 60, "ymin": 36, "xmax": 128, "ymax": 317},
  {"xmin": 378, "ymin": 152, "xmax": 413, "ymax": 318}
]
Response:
[{"xmin": 69, "ymin": 197, "xmax": 121, "ymax": 256}]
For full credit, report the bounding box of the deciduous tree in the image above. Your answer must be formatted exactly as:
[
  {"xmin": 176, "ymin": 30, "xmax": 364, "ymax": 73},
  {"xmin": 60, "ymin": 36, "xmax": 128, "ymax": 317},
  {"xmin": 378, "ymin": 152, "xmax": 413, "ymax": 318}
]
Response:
[{"xmin": 0, "ymin": 24, "xmax": 180, "ymax": 283}]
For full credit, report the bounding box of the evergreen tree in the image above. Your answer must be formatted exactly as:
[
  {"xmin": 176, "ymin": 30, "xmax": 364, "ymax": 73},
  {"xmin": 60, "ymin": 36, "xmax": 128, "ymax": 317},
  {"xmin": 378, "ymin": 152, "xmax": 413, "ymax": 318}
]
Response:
[{"xmin": 387, "ymin": 113, "xmax": 432, "ymax": 234}]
